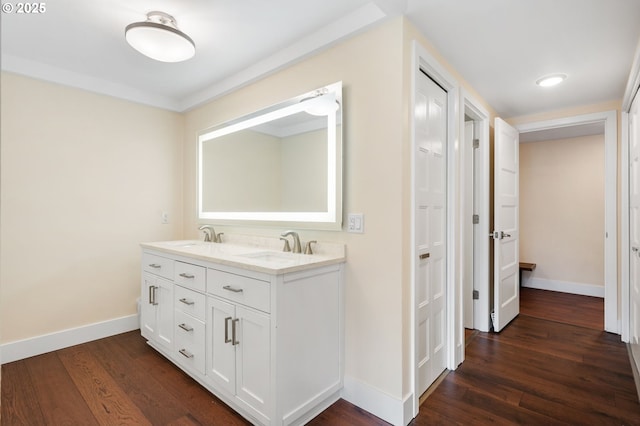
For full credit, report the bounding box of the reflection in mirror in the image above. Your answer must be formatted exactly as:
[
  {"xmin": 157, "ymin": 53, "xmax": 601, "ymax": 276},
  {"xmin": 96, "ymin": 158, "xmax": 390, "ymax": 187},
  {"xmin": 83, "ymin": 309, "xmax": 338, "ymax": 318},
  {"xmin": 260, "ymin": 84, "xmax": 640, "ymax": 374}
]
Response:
[{"xmin": 198, "ymin": 82, "xmax": 342, "ymax": 229}]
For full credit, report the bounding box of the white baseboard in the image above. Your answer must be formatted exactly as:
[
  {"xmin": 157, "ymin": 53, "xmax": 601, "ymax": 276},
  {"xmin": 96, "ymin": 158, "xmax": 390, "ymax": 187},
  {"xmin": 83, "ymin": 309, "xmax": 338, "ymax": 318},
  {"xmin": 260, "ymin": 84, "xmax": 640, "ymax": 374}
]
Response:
[
  {"xmin": 342, "ymin": 376, "xmax": 414, "ymax": 426},
  {"xmin": 1, "ymin": 314, "xmax": 140, "ymax": 364},
  {"xmin": 522, "ymin": 277, "xmax": 604, "ymax": 298}
]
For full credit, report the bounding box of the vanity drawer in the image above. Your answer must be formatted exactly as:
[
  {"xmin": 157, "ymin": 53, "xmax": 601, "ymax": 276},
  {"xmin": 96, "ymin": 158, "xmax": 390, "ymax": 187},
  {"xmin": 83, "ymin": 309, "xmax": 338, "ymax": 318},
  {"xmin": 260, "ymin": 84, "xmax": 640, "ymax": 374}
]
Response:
[
  {"xmin": 174, "ymin": 261, "xmax": 206, "ymax": 292},
  {"xmin": 174, "ymin": 310, "xmax": 205, "ymax": 375},
  {"xmin": 175, "ymin": 285, "xmax": 206, "ymax": 321},
  {"xmin": 207, "ymin": 269, "xmax": 270, "ymax": 313},
  {"xmin": 142, "ymin": 252, "xmax": 174, "ymax": 280}
]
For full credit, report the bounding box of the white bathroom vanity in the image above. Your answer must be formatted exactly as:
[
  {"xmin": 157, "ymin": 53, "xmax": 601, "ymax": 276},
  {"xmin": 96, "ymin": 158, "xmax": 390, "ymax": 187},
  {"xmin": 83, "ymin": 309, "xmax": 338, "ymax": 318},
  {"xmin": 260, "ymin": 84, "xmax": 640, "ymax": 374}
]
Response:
[{"xmin": 140, "ymin": 236, "xmax": 345, "ymax": 425}]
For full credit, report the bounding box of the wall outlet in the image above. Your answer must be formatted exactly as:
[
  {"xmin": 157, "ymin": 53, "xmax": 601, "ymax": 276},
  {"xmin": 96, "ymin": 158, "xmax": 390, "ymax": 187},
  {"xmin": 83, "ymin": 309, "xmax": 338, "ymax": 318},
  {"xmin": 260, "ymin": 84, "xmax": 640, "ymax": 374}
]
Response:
[
  {"xmin": 347, "ymin": 213, "xmax": 364, "ymax": 233},
  {"xmin": 161, "ymin": 211, "xmax": 169, "ymax": 224}
]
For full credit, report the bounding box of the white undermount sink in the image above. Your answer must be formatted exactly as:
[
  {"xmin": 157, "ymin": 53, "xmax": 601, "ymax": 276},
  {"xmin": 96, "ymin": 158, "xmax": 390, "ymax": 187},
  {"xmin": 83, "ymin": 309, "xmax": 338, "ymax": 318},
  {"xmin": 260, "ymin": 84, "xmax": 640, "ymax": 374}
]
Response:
[
  {"xmin": 239, "ymin": 251, "xmax": 299, "ymax": 264},
  {"xmin": 163, "ymin": 240, "xmax": 204, "ymax": 248}
]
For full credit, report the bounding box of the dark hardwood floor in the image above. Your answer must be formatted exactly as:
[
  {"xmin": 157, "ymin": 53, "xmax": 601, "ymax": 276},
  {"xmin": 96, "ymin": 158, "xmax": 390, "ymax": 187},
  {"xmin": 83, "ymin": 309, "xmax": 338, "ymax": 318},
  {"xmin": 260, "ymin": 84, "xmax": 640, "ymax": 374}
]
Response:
[{"xmin": 2, "ymin": 289, "xmax": 639, "ymax": 425}]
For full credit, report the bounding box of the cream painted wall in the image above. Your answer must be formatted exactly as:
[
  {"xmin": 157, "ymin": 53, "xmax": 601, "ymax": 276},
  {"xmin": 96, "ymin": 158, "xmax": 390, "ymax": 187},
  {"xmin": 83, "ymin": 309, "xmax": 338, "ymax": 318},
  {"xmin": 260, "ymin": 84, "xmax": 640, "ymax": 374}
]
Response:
[
  {"xmin": 184, "ymin": 18, "xmax": 407, "ymax": 399},
  {"xmin": 520, "ymin": 135, "xmax": 605, "ymax": 286},
  {"xmin": 0, "ymin": 72, "xmax": 185, "ymax": 343}
]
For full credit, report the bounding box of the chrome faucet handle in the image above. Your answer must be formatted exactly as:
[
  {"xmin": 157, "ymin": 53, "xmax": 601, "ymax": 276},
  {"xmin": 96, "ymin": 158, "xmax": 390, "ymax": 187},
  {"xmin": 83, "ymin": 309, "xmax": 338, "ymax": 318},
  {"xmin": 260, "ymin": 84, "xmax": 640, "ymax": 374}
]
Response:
[
  {"xmin": 280, "ymin": 237, "xmax": 291, "ymax": 252},
  {"xmin": 198, "ymin": 225, "xmax": 215, "ymax": 242},
  {"xmin": 304, "ymin": 240, "xmax": 317, "ymax": 255},
  {"xmin": 281, "ymin": 230, "xmax": 301, "ymax": 253},
  {"xmin": 215, "ymin": 232, "xmax": 224, "ymax": 243}
]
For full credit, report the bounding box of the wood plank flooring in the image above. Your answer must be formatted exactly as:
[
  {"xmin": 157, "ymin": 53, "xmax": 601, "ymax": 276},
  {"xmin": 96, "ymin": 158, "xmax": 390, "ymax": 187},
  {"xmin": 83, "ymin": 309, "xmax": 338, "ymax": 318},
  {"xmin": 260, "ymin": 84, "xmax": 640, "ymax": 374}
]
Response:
[{"xmin": 2, "ymin": 289, "xmax": 639, "ymax": 425}]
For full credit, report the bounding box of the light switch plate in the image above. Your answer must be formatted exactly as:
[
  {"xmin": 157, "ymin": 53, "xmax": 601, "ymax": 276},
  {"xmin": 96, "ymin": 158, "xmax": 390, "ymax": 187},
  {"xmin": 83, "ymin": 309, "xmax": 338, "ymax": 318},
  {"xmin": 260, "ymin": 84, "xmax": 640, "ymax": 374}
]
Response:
[{"xmin": 347, "ymin": 213, "xmax": 364, "ymax": 233}]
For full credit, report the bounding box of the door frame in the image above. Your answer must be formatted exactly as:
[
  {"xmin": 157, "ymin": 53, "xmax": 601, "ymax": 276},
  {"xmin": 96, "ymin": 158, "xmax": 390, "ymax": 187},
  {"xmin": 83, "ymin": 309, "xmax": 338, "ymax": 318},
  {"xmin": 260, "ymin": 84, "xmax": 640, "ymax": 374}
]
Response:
[
  {"xmin": 515, "ymin": 111, "xmax": 618, "ymax": 333},
  {"xmin": 410, "ymin": 40, "xmax": 460, "ymax": 417},
  {"xmin": 621, "ymin": 42, "xmax": 640, "ymax": 342},
  {"xmin": 461, "ymin": 90, "xmax": 491, "ymax": 333}
]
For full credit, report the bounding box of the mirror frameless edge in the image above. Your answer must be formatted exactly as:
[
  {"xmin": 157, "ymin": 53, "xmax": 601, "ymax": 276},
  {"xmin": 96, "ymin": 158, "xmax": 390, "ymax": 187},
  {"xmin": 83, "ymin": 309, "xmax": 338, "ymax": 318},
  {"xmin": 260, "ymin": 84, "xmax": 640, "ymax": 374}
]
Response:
[{"xmin": 197, "ymin": 82, "xmax": 343, "ymax": 231}]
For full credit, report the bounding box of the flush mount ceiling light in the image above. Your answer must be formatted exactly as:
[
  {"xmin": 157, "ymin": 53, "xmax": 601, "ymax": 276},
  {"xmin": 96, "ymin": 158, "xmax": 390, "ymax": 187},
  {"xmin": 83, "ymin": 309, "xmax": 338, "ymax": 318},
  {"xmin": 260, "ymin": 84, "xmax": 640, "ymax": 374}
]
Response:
[
  {"xmin": 536, "ymin": 73, "xmax": 567, "ymax": 87},
  {"xmin": 125, "ymin": 11, "xmax": 195, "ymax": 62}
]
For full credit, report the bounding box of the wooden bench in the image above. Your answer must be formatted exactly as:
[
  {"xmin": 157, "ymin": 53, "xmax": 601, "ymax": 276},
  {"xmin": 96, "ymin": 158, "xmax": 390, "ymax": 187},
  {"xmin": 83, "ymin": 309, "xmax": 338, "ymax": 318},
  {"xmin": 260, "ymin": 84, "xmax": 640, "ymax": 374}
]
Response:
[{"xmin": 519, "ymin": 262, "xmax": 536, "ymax": 286}]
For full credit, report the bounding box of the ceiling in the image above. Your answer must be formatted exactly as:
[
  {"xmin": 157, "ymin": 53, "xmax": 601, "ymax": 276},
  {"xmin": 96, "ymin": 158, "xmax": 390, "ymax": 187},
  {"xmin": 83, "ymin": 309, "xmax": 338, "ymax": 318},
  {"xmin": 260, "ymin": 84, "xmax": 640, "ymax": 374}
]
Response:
[{"xmin": 2, "ymin": 0, "xmax": 640, "ymax": 117}]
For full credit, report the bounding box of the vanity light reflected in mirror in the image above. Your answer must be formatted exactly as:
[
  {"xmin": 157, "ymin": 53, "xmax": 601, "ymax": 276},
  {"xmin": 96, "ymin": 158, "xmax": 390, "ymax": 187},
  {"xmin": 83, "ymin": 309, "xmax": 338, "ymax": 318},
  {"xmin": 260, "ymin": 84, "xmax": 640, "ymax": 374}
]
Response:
[{"xmin": 197, "ymin": 82, "xmax": 343, "ymax": 230}]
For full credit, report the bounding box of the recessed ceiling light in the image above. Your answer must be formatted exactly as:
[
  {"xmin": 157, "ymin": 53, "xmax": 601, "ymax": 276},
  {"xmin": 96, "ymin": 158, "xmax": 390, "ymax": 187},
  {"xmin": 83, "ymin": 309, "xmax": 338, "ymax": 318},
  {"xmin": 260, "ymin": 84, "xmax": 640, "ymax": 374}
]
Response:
[
  {"xmin": 536, "ymin": 74, "xmax": 567, "ymax": 87},
  {"xmin": 125, "ymin": 11, "xmax": 195, "ymax": 63}
]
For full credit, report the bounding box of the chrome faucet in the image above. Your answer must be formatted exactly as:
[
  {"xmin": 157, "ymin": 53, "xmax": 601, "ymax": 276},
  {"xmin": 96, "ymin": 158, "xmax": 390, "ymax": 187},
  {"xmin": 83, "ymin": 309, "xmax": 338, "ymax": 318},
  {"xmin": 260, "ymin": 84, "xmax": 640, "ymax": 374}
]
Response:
[
  {"xmin": 198, "ymin": 225, "xmax": 223, "ymax": 243},
  {"xmin": 281, "ymin": 230, "xmax": 302, "ymax": 253}
]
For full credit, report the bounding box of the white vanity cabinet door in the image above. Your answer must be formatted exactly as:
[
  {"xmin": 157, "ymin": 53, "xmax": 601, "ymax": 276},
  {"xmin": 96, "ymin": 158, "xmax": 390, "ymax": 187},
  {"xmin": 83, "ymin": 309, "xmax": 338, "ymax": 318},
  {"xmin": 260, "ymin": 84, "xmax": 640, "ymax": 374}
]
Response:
[
  {"xmin": 207, "ymin": 296, "xmax": 237, "ymax": 396},
  {"xmin": 141, "ymin": 273, "xmax": 174, "ymax": 351},
  {"xmin": 234, "ymin": 305, "xmax": 270, "ymax": 417},
  {"xmin": 206, "ymin": 296, "xmax": 271, "ymax": 422}
]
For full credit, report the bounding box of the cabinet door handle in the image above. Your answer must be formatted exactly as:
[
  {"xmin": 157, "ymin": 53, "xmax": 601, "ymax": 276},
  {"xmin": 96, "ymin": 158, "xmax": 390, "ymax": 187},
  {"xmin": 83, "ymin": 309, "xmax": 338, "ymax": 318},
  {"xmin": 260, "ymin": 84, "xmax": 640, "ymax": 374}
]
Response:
[
  {"xmin": 232, "ymin": 318, "xmax": 240, "ymax": 346},
  {"xmin": 178, "ymin": 323, "xmax": 193, "ymax": 332},
  {"xmin": 419, "ymin": 253, "xmax": 430, "ymax": 260},
  {"xmin": 179, "ymin": 349, "xmax": 194, "ymax": 359},
  {"xmin": 149, "ymin": 263, "xmax": 161, "ymax": 269},
  {"xmin": 223, "ymin": 285, "xmax": 244, "ymax": 293},
  {"xmin": 224, "ymin": 316, "xmax": 232, "ymax": 343},
  {"xmin": 178, "ymin": 298, "xmax": 195, "ymax": 306},
  {"xmin": 150, "ymin": 286, "xmax": 158, "ymax": 305},
  {"xmin": 179, "ymin": 273, "xmax": 195, "ymax": 279}
]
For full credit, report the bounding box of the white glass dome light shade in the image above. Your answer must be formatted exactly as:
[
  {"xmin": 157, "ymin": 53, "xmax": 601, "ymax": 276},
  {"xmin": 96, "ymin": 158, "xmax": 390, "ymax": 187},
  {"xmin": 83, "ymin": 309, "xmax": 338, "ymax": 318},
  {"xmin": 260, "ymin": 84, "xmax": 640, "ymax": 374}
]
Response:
[
  {"xmin": 125, "ymin": 12, "xmax": 195, "ymax": 63},
  {"xmin": 536, "ymin": 73, "xmax": 567, "ymax": 87},
  {"xmin": 303, "ymin": 92, "xmax": 340, "ymax": 116}
]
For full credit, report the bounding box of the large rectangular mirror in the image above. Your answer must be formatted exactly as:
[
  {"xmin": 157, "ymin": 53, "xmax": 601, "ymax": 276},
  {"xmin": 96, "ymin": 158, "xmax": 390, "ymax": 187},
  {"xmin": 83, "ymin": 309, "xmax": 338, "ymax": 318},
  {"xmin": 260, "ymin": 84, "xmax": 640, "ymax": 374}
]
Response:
[{"xmin": 198, "ymin": 82, "xmax": 342, "ymax": 230}]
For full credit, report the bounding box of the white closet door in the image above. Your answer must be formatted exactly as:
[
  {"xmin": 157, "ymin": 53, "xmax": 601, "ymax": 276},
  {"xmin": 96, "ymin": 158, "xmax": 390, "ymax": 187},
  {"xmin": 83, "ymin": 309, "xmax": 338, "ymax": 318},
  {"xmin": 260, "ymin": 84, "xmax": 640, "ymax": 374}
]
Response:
[
  {"xmin": 629, "ymin": 91, "xmax": 640, "ymax": 357},
  {"xmin": 493, "ymin": 118, "xmax": 520, "ymax": 332},
  {"xmin": 415, "ymin": 71, "xmax": 448, "ymax": 395}
]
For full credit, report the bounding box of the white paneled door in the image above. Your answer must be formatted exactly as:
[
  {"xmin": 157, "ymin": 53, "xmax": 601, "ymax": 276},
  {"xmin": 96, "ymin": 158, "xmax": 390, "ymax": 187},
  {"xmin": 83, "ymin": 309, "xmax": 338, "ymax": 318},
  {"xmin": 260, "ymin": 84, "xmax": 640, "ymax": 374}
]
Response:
[
  {"xmin": 630, "ymin": 91, "xmax": 640, "ymax": 357},
  {"xmin": 415, "ymin": 71, "xmax": 447, "ymax": 395},
  {"xmin": 493, "ymin": 118, "xmax": 520, "ymax": 332}
]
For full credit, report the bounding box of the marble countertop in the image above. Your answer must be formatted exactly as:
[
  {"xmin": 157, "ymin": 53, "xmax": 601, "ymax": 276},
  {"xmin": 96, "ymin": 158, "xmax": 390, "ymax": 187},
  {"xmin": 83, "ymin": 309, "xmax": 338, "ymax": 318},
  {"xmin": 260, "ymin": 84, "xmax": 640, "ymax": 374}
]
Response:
[{"xmin": 140, "ymin": 235, "xmax": 345, "ymax": 274}]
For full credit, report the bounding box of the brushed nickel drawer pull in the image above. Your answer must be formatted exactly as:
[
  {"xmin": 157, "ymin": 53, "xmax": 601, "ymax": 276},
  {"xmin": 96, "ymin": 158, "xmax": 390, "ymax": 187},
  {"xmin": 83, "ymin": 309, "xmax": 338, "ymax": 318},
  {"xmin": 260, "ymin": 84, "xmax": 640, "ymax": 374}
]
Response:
[
  {"xmin": 224, "ymin": 316, "xmax": 232, "ymax": 343},
  {"xmin": 223, "ymin": 285, "xmax": 244, "ymax": 293},
  {"xmin": 150, "ymin": 286, "xmax": 158, "ymax": 305},
  {"xmin": 178, "ymin": 298, "xmax": 194, "ymax": 306},
  {"xmin": 232, "ymin": 318, "xmax": 240, "ymax": 346},
  {"xmin": 179, "ymin": 273, "xmax": 195, "ymax": 279},
  {"xmin": 178, "ymin": 323, "xmax": 193, "ymax": 332},
  {"xmin": 419, "ymin": 253, "xmax": 430, "ymax": 260},
  {"xmin": 179, "ymin": 349, "xmax": 194, "ymax": 359},
  {"xmin": 149, "ymin": 263, "xmax": 161, "ymax": 269}
]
